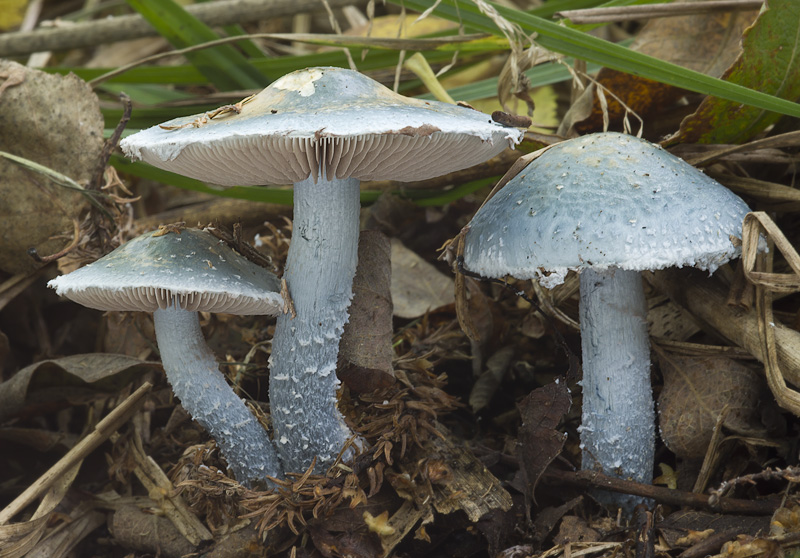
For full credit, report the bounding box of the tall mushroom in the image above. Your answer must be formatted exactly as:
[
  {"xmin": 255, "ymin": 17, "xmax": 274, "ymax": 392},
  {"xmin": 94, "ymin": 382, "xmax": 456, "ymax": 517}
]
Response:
[
  {"xmin": 48, "ymin": 228, "xmax": 284, "ymax": 486},
  {"xmin": 120, "ymin": 67, "xmax": 524, "ymax": 472},
  {"xmin": 462, "ymin": 132, "xmax": 751, "ymax": 512}
]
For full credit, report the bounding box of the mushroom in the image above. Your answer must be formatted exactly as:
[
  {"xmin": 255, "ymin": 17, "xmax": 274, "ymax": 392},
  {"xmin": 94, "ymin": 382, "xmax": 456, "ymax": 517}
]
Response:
[
  {"xmin": 120, "ymin": 67, "xmax": 524, "ymax": 473},
  {"xmin": 48, "ymin": 227, "xmax": 284, "ymax": 486},
  {"xmin": 462, "ymin": 132, "xmax": 752, "ymax": 512}
]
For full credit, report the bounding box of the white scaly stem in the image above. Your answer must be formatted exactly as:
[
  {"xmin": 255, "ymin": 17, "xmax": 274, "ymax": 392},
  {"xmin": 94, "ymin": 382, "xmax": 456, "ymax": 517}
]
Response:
[
  {"xmin": 578, "ymin": 267, "xmax": 654, "ymax": 513},
  {"xmin": 153, "ymin": 305, "xmax": 282, "ymax": 486},
  {"xmin": 269, "ymin": 175, "xmax": 361, "ymax": 473}
]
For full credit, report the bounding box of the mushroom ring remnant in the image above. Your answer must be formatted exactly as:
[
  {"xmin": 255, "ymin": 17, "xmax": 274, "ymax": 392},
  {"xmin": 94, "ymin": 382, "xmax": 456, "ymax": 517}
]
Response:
[
  {"xmin": 462, "ymin": 132, "xmax": 752, "ymax": 513},
  {"xmin": 48, "ymin": 228, "xmax": 284, "ymax": 486},
  {"xmin": 120, "ymin": 66, "xmax": 524, "ymax": 473}
]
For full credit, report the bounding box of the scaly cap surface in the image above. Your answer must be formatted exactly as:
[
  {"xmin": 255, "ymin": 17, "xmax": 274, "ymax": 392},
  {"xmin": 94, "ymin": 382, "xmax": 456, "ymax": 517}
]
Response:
[
  {"xmin": 49, "ymin": 228, "xmax": 283, "ymax": 314},
  {"xmin": 463, "ymin": 132, "xmax": 751, "ymax": 287}
]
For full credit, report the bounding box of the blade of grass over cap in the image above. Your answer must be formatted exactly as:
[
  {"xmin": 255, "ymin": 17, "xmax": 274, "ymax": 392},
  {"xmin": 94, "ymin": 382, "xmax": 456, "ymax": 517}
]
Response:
[
  {"xmin": 390, "ymin": 0, "xmax": 800, "ymax": 119},
  {"xmin": 125, "ymin": 0, "xmax": 266, "ymax": 90}
]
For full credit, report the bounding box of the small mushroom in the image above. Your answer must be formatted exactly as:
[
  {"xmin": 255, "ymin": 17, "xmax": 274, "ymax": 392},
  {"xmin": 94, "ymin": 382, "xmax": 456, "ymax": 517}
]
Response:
[
  {"xmin": 462, "ymin": 132, "xmax": 752, "ymax": 513},
  {"xmin": 48, "ymin": 228, "xmax": 284, "ymax": 486},
  {"xmin": 120, "ymin": 67, "xmax": 524, "ymax": 473}
]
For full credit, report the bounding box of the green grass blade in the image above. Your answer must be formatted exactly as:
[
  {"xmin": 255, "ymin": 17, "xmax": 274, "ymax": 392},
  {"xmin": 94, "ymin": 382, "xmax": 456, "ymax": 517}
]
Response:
[
  {"xmin": 420, "ymin": 57, "xmax": 603, "ymax": 101},
  {"xmin": 98, "ymin": 83, "xmax": 196, "ymax": 105},
  {"xmin": 57, "ymin": 47, "xmax": 460, "ymax": 85},
  {"xmin": 112, "ymin": 155, "xmax": 294, "ymax": 203},
  {"xmin": 390, "ymin": 0, "xmax": 800, "ymax": 118},
  {"xmin": 125, "ymin": 0, "xmax": 266, "ymax": 90},
  {"xmin": 219, "ymin": 24, "xmax": 269, "ymax": 59}
]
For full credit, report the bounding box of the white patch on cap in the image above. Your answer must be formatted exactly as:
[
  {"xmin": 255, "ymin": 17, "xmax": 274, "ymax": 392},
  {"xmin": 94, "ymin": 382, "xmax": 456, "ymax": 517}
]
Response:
[{"xmin": 272, "ymin": 68, "xmax": 324, "ymax": 97}]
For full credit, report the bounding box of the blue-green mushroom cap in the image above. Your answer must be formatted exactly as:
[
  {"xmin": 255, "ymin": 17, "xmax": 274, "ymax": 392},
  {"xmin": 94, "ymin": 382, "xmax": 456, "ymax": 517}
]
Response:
[
  {"xmin": 48, "ymin": 228, "xmax": 283, "ymax": 315},
  {"xmin": 120, "ymin": 67, "xmax": 523, "ymax": 186},
  {"xmin": 463, "ymin": 132, "xmax": 751, "ymax": 288}
]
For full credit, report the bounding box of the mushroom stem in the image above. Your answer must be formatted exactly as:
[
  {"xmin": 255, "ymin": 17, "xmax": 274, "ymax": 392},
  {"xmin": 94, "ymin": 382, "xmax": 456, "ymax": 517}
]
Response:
[
  {"xmin": 578, "ymin": 267, "xmax": 654, "ymax": 513},
  {"xmin": 153, "ymin": 304, "xmax": 282, "ymax": 486},
  {"xmin": 269, "ymin": 174, "xmax": 361, "ymax": 473}
]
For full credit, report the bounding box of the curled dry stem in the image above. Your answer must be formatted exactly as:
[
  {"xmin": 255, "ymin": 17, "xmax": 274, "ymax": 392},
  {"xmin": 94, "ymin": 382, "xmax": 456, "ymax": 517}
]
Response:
[{"xmin": 741, "ymin": 211, "xmax": 800, "ymax": 415}]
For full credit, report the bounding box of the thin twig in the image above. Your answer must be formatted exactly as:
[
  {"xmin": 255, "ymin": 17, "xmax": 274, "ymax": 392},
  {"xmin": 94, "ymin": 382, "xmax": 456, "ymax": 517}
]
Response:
[
  {"xmin": 28, "ymin": 218, "xmax": 81, "ymax": 264},
  {"xmin": 0, "ymin": 382, "xmax": 153, "ymax": 525},
  {"xmin": 91, "ymin": 93, "xmax": 131, "ymax": 192},
  {"xmin": 88, "ymin": 32, "xmax": 485, "ymax": 87},
  {"xmin": 543, "ymin": 468, "xmax": 780, "ymax": 515},
  {"xmin": 0, "ymin": 0, "xmax": 363, "ymax": 57}
]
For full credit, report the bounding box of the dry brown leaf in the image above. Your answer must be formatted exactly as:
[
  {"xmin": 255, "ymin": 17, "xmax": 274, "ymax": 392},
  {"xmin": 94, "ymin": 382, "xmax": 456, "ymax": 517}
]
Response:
[
  {"xmin": 338, "ymin": 230, "xmax": 395, "ymax": 392},
  {"xmin": 518, "ymin": 381, "xmax": 571, "ymax": 500},
  {"xmin": 0, "ymin": 463, "xmax": 81, "ymax": 558},
  {"xmin": 657, "ymin": 352, "xmax": 763, "ymax": 459},
  {"xmin": 567, "ymin": 1, "xmax": 758, "ymax": 136},
  {"xmin": 101, "ymin": 312, "xmax": 156, "ymax": 359},
  {"xmin": 390, "ymin": 238, "xmax": 454, "ymax": 319},
  {"xmin": 469, "ymin": 345, "xmax": 514, "ymax": 412},
  {"xmin": 0, "ymin": 354, "xmax": 158, "ymax": 423},
  {"xmin": 520, "ymin": 309, "xmax": 546, "ymax": 339},
  {"xmin": 0, "ymin": 60, "xmax": 103, "ymax": 274},
  {"xmin": 24, "ymin": 502, "xmax": 105, "ymax": 558}
]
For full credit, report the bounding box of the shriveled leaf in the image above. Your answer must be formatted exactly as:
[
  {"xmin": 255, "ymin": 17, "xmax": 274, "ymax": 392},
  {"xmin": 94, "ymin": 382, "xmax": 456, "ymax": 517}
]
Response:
[
  {"xmin": 571, "ymin": 2, "xmax": 756, "ymax": 134},
  {"xmin": 470, "ymin": 345, "xmax": 514, "ymax": 412},
  {"xmin": 657, "ymin": 353, "xmax": 764, "ymax": 459},
  {"xmin": 0, "ymin": 354, "xmax": 159, "ymax": 423},
  {"xmin": 476, "ymin": 507, "xmax": 521, "ymax": 558},
  {"xmin": 666, "ymin": 0, "xmax": 800, "ymax": 144},
  {"xmin": 521, "ymin": 308, "xmax": 546, "ymax": 339},
  {"xmin": 531, "ymin": 496, "xmax": 584, "ymax": 546},
  {"xmin": 518, "ymin": 381, "xmax": 571, "ymax": 497},
  {"xmin": 102, "ymin": 312, "xmax": 156, "ymax": 359},
  {"xmin": 390, "ymin": 238, "xmax": 454, "ymax": 319},
  {"xmin": 24, "ymin": 503, "xmax": 105, "ymax": 558},
  {"xmin": 0, "ymin": 463, "xmax": 81, "ymax": 558},
  {"xmin": 0, "ymin": 61, "xmax": 102, "ymax": 274},
  {"xmin": 0, "ymin": 514, "xmax": 50, "ymax": 558},
  {"xmin": 338, "ymin": 230, "xmax": 395, "ymax": 393}
]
